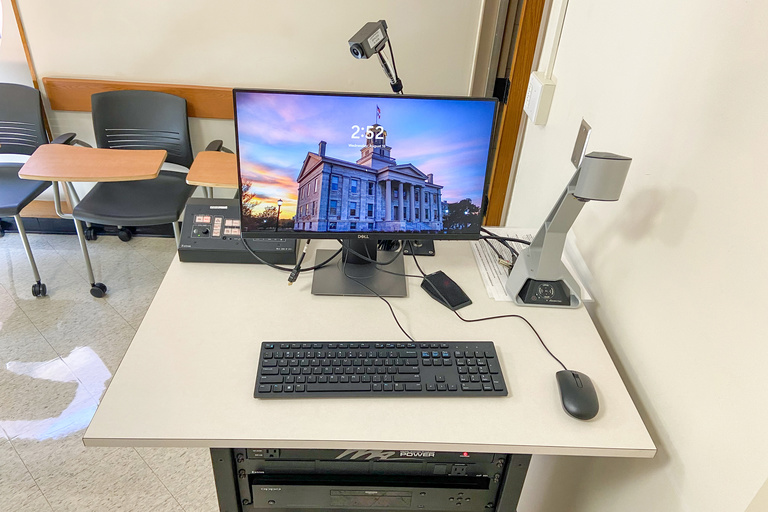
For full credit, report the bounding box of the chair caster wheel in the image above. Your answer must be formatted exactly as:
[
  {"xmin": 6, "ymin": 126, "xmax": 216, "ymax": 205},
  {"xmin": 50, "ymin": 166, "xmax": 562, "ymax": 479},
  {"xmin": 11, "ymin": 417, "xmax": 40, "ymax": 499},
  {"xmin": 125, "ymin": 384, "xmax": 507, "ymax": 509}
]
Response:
[
  {"xmin": 32, "ymin": 282, "xmax": 47, "ymax": 297},
  {"xmin": 90, "ymin": 283, "xmax": 107, "ymax": 298},
  {"xmin": 85, "ymin": 227, "xmax": 98, "ymax": 241},
  {"xmin": 118, "ymin": 228, "xmax": 133, "ymax": 242}
]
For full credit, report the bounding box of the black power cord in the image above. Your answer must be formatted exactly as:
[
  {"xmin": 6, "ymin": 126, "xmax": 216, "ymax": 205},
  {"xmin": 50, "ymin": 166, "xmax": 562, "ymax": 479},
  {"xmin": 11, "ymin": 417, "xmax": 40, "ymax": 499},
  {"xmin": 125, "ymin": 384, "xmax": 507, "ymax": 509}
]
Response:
[{"xmin": 238, "ymin": 234, "xmax": 342, "ymax": 282}]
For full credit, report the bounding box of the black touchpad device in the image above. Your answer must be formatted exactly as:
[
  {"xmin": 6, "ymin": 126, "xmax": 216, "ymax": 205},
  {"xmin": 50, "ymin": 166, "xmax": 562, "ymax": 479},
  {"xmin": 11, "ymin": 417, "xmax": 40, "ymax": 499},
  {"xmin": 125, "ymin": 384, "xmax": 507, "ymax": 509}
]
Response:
[{"xmin": 421, "ymin": 271, "xmax": 472, "ymax": 310}]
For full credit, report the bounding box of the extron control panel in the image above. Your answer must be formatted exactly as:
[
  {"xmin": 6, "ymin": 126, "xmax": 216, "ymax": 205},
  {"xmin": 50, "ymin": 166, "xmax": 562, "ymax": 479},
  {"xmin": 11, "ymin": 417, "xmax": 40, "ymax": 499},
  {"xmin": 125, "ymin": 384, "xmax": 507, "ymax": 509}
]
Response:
[{"xmin": 178, "ymin": 198, "xmax": 297, "ymax": 265}]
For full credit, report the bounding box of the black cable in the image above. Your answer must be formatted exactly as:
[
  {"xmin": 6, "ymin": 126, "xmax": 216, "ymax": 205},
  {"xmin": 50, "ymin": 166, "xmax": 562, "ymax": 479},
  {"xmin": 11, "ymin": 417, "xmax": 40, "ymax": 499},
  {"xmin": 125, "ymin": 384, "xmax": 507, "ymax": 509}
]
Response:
[
  {"xmin": 238, "ymin": 234, "xmax": 341, "ymax": 273},
  {"xmin": 337, "ymin": 238, "xmax": 404, "ymax": 266},
  {"xmin": 410, "ymin": 248, "xmax": 568, "ymax": 372},
  {"xmin": 288, "ymin": 240, "xmax": 310, "ymax": 284},
  {"xmin": 452, "ymin": 310, "xmax": 568, "ymax": 372},
  {"xmin": 339, "ymin": 250, "xmax": 415, "ymax": 342},
  {"xmin": 480, "ymin": 227, "xmax": 531, "ymax": 246},
  {"xmin": 479, "ymin": 236, "xmax": 518, "ymax": 269},
  {"xmin": 480, "ymin": 237, "xmax": 510, "ymax": 263}
]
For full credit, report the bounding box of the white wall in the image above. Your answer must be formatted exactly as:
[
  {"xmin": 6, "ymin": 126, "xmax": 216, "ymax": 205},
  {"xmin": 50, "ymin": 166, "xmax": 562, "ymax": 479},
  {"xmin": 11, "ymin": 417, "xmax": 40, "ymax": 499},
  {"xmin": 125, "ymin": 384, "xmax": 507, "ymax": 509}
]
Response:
[
  {"xmin": 11, "ymin": 0, "xmax": 484, "ymax": 199},
  {"xmin": 16, "ymin": 0, "xmax": 484, "ymax": 148},
  {"xmin": 0, "ymin": 0, "xmax": 33, "ymax": 85},
  {"xmin": 508, "ymin": 1, "xmax": 768, "ymax": 511}
]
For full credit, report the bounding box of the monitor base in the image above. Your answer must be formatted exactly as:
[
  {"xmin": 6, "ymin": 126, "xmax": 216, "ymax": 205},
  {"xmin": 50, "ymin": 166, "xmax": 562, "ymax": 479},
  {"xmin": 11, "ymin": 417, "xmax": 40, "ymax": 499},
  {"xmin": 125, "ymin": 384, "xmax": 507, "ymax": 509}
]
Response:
[{"xmin": 311, "ymin": 249, "xmax": 407, "ymax": 297}]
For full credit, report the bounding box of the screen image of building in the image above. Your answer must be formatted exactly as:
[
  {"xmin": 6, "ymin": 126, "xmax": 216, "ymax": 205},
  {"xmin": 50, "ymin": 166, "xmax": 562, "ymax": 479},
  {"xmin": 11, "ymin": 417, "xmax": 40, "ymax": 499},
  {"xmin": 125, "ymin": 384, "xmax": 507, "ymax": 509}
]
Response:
[{"xmin": 293, "ymin": 125, "xmax": 444, "ymax": 232}]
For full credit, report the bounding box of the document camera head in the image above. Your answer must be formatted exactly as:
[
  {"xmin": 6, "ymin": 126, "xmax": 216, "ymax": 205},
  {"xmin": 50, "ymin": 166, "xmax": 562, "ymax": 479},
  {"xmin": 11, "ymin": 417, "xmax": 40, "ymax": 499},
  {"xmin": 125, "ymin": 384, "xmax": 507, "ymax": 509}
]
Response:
[
  {"xmin": 349, "ymin": 20, "xmax": 389, "ymax": 59},
  {"xmin": 573, "ymin": 152, "xmax": 632, "ymax": 201}
]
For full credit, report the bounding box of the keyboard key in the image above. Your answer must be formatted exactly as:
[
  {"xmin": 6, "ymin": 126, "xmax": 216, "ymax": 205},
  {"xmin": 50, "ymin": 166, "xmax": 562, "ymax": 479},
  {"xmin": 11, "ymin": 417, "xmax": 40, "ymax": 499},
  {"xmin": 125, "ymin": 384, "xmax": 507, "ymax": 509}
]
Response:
[
  {"xmin": 405, "ymin": 383, "xmax": 422, "ymax": 391},
  {"xmin": 257, "ymin": 385, "xmax": 271, "ymax": 393},
  {"xmin": 394, "ymin": 375, "xmax": 421, "ymax": 383},
  {"xmin": 307, "ymin": 384, "xmax": 371, "ymax": 392}
]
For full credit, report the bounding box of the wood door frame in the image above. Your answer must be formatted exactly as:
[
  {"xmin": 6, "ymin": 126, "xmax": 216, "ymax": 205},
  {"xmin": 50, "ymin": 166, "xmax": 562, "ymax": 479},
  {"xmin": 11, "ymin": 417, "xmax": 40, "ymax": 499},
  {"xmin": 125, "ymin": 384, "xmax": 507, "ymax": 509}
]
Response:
[{"xmin": 484, "ymin": 0, "xmax": 547, "ymax": 226}]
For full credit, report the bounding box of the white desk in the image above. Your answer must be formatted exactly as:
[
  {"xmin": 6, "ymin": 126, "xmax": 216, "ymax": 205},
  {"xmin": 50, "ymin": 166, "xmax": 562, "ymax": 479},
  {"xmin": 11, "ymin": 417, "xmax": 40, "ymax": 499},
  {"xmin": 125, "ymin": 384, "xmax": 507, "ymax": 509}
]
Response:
[
  {"xmin": 85, "ymin": 240, "xmax": 652, "ymax": 455},
  {"xmin": 84, "ymin": 240, "xmax": 654, "ymax": 510}
]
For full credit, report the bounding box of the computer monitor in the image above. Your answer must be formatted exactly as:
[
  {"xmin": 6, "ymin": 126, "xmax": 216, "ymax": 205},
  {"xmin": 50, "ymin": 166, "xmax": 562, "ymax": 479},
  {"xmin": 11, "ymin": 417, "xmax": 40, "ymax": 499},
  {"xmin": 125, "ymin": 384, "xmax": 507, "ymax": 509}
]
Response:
[{"xmin": 234, "ymin": 89, "xmax": 497, "ymax": 296}]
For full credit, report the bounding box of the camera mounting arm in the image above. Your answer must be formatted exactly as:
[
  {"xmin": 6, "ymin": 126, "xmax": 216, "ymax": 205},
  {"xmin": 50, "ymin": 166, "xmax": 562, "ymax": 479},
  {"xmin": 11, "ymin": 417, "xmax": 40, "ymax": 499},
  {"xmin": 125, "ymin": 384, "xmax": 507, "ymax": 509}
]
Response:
[
  {"xmin": 505, "ymin": 152, "xmax": 631, "ymax": 308},
  {"xmin": 376, "ymin": 50, "xmax": 403, "ymax": 94}
]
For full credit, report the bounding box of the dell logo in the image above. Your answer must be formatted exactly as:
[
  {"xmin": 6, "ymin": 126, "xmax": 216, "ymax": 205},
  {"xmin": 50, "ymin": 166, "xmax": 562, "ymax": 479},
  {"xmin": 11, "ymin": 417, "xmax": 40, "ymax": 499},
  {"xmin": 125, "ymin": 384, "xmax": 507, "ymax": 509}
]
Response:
[{"xmin": 358, "ymin": 234, "xmax": 369, "ymax": 239}]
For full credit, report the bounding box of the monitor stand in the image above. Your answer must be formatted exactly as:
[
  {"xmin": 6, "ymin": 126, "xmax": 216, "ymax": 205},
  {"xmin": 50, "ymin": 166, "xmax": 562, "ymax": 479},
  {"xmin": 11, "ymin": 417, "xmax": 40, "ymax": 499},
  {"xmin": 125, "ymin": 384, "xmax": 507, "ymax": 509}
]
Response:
[{"xmin": 311, "ymin": 239, "xmax": 407, "ymax": 297}]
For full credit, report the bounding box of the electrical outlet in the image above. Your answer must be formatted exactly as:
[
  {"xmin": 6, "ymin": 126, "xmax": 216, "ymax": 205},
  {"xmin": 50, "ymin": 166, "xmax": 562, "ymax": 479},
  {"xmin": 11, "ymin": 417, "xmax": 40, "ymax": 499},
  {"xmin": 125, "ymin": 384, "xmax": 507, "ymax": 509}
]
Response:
[
  {"xmin": 450, "ymin": 465, "xmax": 467, "ymax": 476},
  {"xmin": 265, "ymin": 449, "xmax": 280, "ymax": 458},
  {"xmin": 523, "ymin": 71, "xmax": 556, "ymax": 125}
]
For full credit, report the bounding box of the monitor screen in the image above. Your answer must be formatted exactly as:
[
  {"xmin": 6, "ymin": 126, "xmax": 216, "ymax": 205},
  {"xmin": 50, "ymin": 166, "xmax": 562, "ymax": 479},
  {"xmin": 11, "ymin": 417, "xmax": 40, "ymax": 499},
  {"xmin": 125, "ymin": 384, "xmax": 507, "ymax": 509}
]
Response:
[{"xmin": 234, "ymin": 90, "xmax": 497, "ymax": 240}]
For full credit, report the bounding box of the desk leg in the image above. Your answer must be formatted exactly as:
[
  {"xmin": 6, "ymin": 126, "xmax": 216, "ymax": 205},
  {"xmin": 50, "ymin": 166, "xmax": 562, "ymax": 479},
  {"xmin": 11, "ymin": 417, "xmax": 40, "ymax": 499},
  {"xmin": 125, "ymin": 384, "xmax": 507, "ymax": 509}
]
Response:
[
  {"xmin": 496, "ymin": 454, "xmax": 531, "ymax": 511},
  {"xmin": 211, "ymin": 449, "xmax": 243, "ymax": 512}
]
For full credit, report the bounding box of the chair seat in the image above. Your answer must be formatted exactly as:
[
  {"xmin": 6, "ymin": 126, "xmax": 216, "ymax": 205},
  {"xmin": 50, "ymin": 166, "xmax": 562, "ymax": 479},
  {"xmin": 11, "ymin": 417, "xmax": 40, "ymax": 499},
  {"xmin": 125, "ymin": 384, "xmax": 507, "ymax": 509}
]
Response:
[
  {"xmin": 0, "ymin": 164, "xmax": 51, "ymax": 216},
  {"xmin": 72, "ymin": 171, "xmax": 194, "ymax": 226}
]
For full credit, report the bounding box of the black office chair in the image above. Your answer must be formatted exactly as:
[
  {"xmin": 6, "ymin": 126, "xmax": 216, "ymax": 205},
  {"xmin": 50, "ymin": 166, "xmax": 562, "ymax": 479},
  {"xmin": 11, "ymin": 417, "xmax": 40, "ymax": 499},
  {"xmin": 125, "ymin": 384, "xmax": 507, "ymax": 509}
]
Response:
[
  {"xmin": 0, "ymin": 83, "xmax": 75, "ymax": 297},
  {"xmin": 72, "ymin": 90, "xmax": 196, "ymax": 246}
]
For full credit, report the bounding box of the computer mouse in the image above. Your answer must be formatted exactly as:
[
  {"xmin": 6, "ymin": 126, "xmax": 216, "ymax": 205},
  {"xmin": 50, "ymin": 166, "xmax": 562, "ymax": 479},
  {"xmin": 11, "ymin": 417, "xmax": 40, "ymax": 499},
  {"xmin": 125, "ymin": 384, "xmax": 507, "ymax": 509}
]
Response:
[{"xmin": 556, "ymin": 370, "xmax": 599, "ymax": 420}]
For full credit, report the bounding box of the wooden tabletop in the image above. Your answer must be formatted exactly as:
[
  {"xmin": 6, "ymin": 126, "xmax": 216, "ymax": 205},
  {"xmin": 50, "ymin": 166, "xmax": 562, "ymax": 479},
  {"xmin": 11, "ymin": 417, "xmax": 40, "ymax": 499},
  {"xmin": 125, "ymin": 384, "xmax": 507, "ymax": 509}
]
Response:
[
  {"xmin": 18, "ymin": 144, "xmax": 167, "ymax": 182},
  {"xmin": 186, "ymin": 151, "xmax": 238, "ymax": 188}
]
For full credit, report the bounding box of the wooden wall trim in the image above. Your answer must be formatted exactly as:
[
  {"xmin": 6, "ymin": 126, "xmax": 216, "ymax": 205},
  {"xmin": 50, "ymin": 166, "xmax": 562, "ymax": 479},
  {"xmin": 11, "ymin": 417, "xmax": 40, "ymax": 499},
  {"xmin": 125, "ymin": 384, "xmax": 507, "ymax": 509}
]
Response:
[
  {"xmin": 484, "ymin": 0, "xmax": 546, "ymax": 226},
  {"xmin": 20, "ymin": 199, "xmax": 72, "ymax": 219},
  {"xmin": 42, "ymin": 77, "xmax": 234, "ymax": 120}
]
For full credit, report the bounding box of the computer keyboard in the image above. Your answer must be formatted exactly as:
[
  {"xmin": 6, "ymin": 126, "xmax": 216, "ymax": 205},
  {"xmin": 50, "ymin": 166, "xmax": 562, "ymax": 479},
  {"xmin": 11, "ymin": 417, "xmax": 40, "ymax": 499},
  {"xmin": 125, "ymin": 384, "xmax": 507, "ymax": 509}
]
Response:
[{"xmin": 254, "ymin": 341, "xmax": 507, "ymax": 398}]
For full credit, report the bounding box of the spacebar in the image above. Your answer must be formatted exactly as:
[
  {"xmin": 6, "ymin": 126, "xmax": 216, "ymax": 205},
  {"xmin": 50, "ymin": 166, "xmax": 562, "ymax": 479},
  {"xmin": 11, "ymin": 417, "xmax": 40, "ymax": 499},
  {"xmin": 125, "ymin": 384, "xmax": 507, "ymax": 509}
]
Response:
[{"xmin": 306, "ymin": 384, "xmax": 372, "ymax": 392}]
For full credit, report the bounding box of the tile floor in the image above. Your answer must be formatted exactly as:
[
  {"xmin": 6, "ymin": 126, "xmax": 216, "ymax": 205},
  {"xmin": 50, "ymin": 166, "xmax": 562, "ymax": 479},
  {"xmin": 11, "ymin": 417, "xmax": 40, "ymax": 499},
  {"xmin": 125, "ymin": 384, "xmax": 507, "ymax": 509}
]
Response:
[{"xmin": 0, "ymin": 232, "xmax": 219, "ymax": 512}]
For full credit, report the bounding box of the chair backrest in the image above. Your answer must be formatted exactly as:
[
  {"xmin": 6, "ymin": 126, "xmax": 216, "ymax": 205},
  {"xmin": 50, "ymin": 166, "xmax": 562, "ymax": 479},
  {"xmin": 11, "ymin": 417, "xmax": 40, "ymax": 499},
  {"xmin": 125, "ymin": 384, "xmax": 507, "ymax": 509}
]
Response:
[
  {"xmin": 91, "ymin": 90, "xmax": 194, "ymax": 168},
  {"xmin": 0, "ymin": 83, "xmax": 48, "ymax": 156}
]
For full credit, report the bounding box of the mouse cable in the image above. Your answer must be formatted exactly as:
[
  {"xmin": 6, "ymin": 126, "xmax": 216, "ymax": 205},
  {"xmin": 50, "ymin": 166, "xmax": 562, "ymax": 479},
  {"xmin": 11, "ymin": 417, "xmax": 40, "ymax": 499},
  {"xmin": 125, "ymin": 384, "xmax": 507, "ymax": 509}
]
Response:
[
  {"xmin": 238, "ymin": 234, "xmax": 342, "ymax": 275},
  {"xmin": 410, "ymin": 248, "xmax": 568, "ymax": 372}
]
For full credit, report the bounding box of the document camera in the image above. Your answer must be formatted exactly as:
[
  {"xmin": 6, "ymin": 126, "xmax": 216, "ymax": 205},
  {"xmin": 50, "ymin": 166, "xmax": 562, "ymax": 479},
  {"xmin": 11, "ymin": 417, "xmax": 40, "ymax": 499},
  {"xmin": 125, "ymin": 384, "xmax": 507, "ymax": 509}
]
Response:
[{"xmin": 505, "ymin": 151, "xmax": 631, "ymax": 308}]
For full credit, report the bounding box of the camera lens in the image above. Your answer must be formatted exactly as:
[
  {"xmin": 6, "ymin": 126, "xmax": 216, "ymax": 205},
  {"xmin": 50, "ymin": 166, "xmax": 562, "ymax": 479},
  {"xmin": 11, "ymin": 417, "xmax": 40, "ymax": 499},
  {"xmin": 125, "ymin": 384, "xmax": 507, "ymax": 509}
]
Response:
[{"xmin": 350, "ymin": 44, "xmax": 364, "ymax": 59}]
